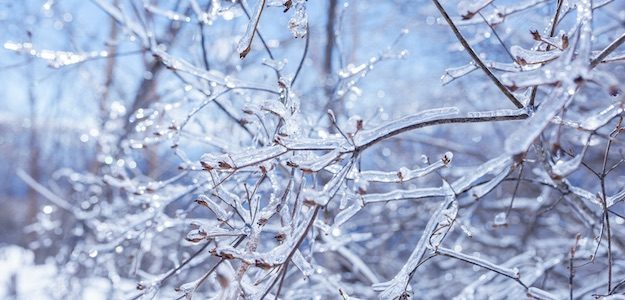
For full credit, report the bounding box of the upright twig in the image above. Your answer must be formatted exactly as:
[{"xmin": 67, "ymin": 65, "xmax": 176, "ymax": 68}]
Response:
[{"xmin": 432, "ymin": 0, "xmax": 524, "ymax": 109}]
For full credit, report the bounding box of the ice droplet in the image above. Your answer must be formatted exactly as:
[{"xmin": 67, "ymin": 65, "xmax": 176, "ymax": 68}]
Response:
[
  {"xmin": 493, "ymin": 212, "xmax": 507, "ymax": 225},
  {"xmin": 88, "ymin": 249, "xmax": 98, "ymax": 258}
]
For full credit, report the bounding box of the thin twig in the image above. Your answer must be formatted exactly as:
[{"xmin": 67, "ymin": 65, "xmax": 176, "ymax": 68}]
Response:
[
  {"xmin": 529, "ymin": 0, "xmax": 564, "ymax": 108},
  {"xmin": 358, "ymin": 113, "xmax": 529, "ymax": 150},
  {"xmin": 432, "ymin": 0, "xmax": 524, "ymax": 108},
  {"xmin": 478, "ymin": 12, "xmax": 514, "ymax": 62},
  {"xmin": 291, "ymin": 24, "xmax": 310, "ymax": 87},
  {"xmin": 591, "ymin": 32, "xmax": 625, "ymax": 67}
]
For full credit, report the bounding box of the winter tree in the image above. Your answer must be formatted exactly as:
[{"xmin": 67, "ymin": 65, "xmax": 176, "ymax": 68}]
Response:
[{"xmin": 1, "ymin": 0, "xmax": 625, "ymax": 299}]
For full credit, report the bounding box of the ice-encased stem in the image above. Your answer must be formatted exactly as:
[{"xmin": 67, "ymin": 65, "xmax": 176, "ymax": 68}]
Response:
[
  {"xmin": 471, "ymin": 166, "xmax": 512, "ymax": 199},
  {"xmin": 363, "ymin": 186, "xmax": 448, "ymax": 204},
  {"xmin": 375, "ymin": 186, "xmax": 455, "ymax": 299},
  {"xmin": 451, "ymin": 154, "xmax": 512, "ymax": 194},
  {"xmin": 436, "ymin": 247, "xmax": 522, "ymax": 281},
  {"xmin": 432, "ymin": 0, "xmax": 524, "ymax": 109},
  {"xmin": 237, "ymin": 0, "xmax": 266, "ymax": 58},
  {"xmin": 355, "ymin": 107, "xmax": 460, "ymax": 147},
  {"xmin": 505, "ymin": 88, "xmax": 572, "ymax": 156}
]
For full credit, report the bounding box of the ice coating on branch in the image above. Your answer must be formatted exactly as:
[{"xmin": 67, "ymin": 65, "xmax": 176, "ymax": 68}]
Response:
[
  {"xmin": 347, "ymin": 151, "xmax": 452, "ymax": 183},
  {"xmin": 144, "ymin": 3, "xmax": 191, "ymax": 22},
  {"xmin": 511, "ymin": 45, "xmax": 562, "ymax": 65},
  {"xmin": 452, "ymin": 154, "xmax": 512, "ymax": 194},
  {"xmin": 288, "ymin": 2, "xmax": 307, "ymax": 38},
  {"xmin": 527, "ymin": 287, "xmax": 559, "ymax": 300},
  {"xmin": 195, "ymin": 195, "xmax": 229, "ymax": 221},
  {"xmin": 429, "ymin": 201, "xmax": 458, "ymax": 248},
  {"xmin": 3, "ymin": 41, "xmax": 110, "ymax": 68},
  {"xmin": 332, "ymin": 196, "xmax": 363, "ymax": 229},
  {"xmin": 200, "ymin": 152, "xmax": 234, "ymax": 170},
  {"xmin": 454, "ymin": 251, "xmax": 542, "ymax": 298},
  {"xmin": 289, "ymin": 149, "xmax": 341, "ymax": 172},
  {"xmin": 228, "ymin": 145, "xmax": 288, "ymax": 168},
  {"xmin": 185, "ymin": 221, "xmax": 244, "ymax": 242},
  {"xmin": 456, "ymin": 0, "xmax": 493, "ymax": 19},
  {"xmin": 375, "ymin": 187, "xmax": 455, "ymax": 299},
  {"xmin": 267, "ymin": 0, "xmax": 290, "ymax": 7},
  {"xmin": 437, "ymin": 247, "xmax": 520, "ymax": 279},
  {"xmin": 566, "ymin": 182, "xmax": 603, "ymax": 208},
  {"xmin": 363, "ymin": 186, "xmax": 448, "ymax": 204},
  {"xmin": 576, "ymin": 0, "xmax": 593, "ymax": 63},
  {"xmin": 501, "ymin": 23, "xmax": 592, "ymax": 91},
  {"xmin": 260, "ymin": 99, "xmax": 287, "ymax": 117},
  {"xmin": 355, "ymin": 107, "xmax": 460, "ymax": 146},
  {"xmin": 467, "ymin": 107, "xmax": 529, "ymax": 118},
  {"xmin": 471, "ymin": 166, "xmax": 511, "ymax": 199},
  {"xmin": 441, "ymin": 62, "xmax": 477, "ymax": 85},
  {"xmin": 582, "ymin": 104, "xmax": 623, "ymax": 130},
  {"xmin": 152, "ymin": 48, "xmax": 278, "ymax": 91},
  {"xmin": 261, "ymin": 58, "xmax": 287, "ymax": 71},
  {"xmin": 505, "ymin": 89, "xmax": 572, "ymax": 156},
  {"xmin": 279, "ymin": 136, "xmax": 344, "ymax": 150},
  {"xmin": 237, "ymin": 0, "xmax": 265, "ymax": 58},
  {"xmin": 338, "ymin": 63, "xmax": 368, "ymax": 79},
  {"xmin": 552, "ymin": 146, "xmax": 587, "ymax": 178},
  {"xmin": 608, "ymin": 188, "xmax": 625, "ymax": 207},
  {"xmin": 292, "ymin": 250, "xmax": 313, "ymax": 277}
]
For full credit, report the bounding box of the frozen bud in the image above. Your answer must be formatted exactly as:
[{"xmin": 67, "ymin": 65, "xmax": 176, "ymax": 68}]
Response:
[
  {"xmin": 255, "ymin": 259, "xmax": 272, "ymax": 270},
  {"xmin": 327, "ymin": 109, "xmax": 337, "ymax": 123},
  {"xmin": 346, "ymin": 115, "xmax": 363, "ymax": 134},
  {"xmin": 200, "ymin": 153, "xmax": 233, "ymax": 170},
  {"xmin": 397, "ymin": 167, "xmax": 409, "ymax": 182},
  {"xmin": 275, "ymin": 232, "xmax": 286, "ymax": 242},
  {"xmin": 185, "ymin": 229, "xmax": 207, "ymax": 243},
  {"xmin": 530, "ymin": 29, "xmax": 541, "ymax": 41},
  {"xmin": 441, "ymin": 151, "xmax": 453, "ymax": 166},
  {"xmin": 261, "ymin": 99, "xmax": 287, "ymax": 117},
  {"xmin": 259, "ymin": 161, "xmax": 273, "ymax": 174}
]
